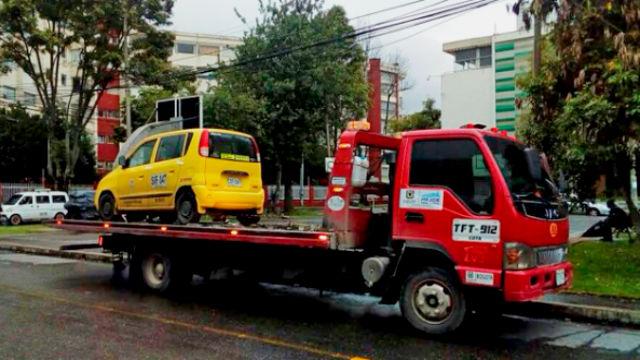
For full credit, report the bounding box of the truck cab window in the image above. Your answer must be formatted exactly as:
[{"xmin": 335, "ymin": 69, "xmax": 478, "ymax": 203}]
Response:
[{"xmin": 410, "ymin": 139, "xmax": 493, "ymax": 214}]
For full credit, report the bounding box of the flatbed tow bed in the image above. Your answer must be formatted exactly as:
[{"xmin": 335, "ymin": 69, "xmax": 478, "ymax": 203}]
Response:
[{"xmin": 53, "ymin": 219, "xmax": 332, "ymax": 249}]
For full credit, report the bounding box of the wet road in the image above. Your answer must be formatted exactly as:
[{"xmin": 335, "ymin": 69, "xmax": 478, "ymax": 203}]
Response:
[{"xmin": 0, "ymin": 252, "xmax": 638, "ymax": 359}]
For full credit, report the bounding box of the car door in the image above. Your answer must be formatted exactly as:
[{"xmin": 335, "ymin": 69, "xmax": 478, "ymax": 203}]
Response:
[
  {"xmin": 35, "ymin": 194, "xmax": 53, "ymax": 220},
  {"xmin": 393, "ymin": 137, "xmax": 502, "ymax": 272},
  {"xmin": 148, "ymin": 133, "xmax": 187, "ymax": 209},
  {"xmin": 16, "ymin": 195, "xmax": 37, "ymax": 221},
  {"xmin": 117, "ymin": 139, "xmax": 157, "ymax": 210}
]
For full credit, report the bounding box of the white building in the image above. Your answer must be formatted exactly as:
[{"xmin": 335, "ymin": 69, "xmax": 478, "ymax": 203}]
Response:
[
  {"xmin": 440, "ymin": 30, "xmax": 536, "ymax": 133},
  {"xmin": 169, "ymin": 31, "xmax": 243, "ymax": 93}
]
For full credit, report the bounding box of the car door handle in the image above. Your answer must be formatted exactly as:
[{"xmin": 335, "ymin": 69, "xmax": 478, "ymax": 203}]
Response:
[
  {"xmin": 138, "ymin": 175, "xmax": 144, "ymax": 180},
  {"xmin": 169, "ymin": 170, "xmax": 175, "ymax": 174},
  {"xmin": 405, "ymin": 212, "xmax": 424, "ymax": 223}
]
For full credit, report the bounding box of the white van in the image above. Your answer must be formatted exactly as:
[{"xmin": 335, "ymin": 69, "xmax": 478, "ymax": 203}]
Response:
[{"xmin": 0, "ymin": 190, "xmax": 69, "ymax": 225}]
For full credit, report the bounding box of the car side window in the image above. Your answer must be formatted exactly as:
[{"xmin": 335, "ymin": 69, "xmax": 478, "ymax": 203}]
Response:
[
  {"xmin": 410, "ymin": 139, "xmax": 494, "ymax": 214},
  {"xmin": 128, "ymin": 140, "xmax": 156, "ymax": 168},
  {"xmin": 36, "ymin": 195, "xmax": 51, "ymax": 204},
  {"xmin": 52, "ymin": 195, "xmax": 66, "ymax": 203},
  {"xmin": 19, "ymin": 196, "xmax": 33, "ymax": 205},
  {"xmin": 155, "ymin": 134, "xmax": 186, "ymax": 162}
]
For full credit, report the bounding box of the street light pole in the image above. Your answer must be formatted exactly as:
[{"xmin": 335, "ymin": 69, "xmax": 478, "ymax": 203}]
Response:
[{"xmin": 122, "ymin": 0, "xmax": 132, "ymax": 136}]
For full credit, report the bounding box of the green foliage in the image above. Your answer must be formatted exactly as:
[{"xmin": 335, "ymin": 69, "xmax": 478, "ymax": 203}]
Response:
[
  {"xmin": 210, "ymin": 0, "xmax": 369, "ymax": 196},
  {"xmin": 0, "ymin": 0, "xmax": 178, "ymax": 185},
  {"xmin": 0, "ymin": 106, "xmax": 47, "ymax": 181},
  {"xmin": 390, "ymin": 98, "xmax": 441, "ymax": 132},
  {"xmin": 517, "ymin": 1, "xmax": 640, "ymax": 209}
]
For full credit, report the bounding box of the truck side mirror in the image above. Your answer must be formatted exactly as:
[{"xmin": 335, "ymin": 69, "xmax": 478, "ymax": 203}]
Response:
[
  {"xmin": 524, "ymin": 148, "xmax": 542, "ymax": 182},
  {"xmin": 118, "ymin": 155, "xmax": 126, "ymax": 168}
]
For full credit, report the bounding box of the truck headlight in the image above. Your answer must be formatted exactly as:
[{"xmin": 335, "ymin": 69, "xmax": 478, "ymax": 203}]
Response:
[{"xmin": 504, "ymin": 242, "xmax": 536, "ymax": 270}]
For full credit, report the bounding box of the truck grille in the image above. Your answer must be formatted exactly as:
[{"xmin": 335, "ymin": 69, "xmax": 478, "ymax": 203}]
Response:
[{"xmin": 536, "ymin": 246, "xmax": 567, "ymax": 266}]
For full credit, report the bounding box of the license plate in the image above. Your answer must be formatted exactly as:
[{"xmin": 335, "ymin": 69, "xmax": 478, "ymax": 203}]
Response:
[
  {"xmin": 556, "ymin": 268, "xmax": 566, "ymax": 285},
  {"xmin": 227, "ymin": 177, "xmax": 241, "ymax": 187}
]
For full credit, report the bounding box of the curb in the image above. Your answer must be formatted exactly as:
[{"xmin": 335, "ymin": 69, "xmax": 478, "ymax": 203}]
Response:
[
  {"xmin": 509, "ymin": 299, "xmax": 640, "ymax": 328},
  {"xmin": 0, "ymin": 242, "xmax": 113, "ymax": 264}
]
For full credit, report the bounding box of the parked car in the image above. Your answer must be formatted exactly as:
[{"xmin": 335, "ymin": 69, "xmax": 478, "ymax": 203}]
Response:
[
  {"xmin": 95, "ymin": 128, "xmax": 264, "ymax": 225},
  {"xmin": 0, "ymin": 190, "xmax": 69, "ymax": 225},
  {"xmin": 583, "ymin": 201, "xmax": 610, "ymax": 216},
  {"xmin": 64, "ymin": 190, "xmax": 98, "ymax": 220}
]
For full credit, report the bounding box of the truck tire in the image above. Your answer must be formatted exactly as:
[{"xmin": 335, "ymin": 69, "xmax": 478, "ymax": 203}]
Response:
[
  {"xmin": 99, "ymin": 193, "xmax": 117, "ymax": 221},
  {"xmin": 140, "ymin": 251, "xmax": 190, "ymax": 293},
  {"xmin": 400, "ymin": 268, "xmax": 466, "ymax": 335}
]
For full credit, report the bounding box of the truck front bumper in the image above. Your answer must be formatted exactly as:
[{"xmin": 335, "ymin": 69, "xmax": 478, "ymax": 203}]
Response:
[{"xmin": 503, "ymin": 261, "xmax": 573, "ymax": 302}]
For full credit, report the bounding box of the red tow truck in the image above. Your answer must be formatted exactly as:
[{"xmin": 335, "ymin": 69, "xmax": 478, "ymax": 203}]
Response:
[{"xmin": 54, "ymin": 126, "xmax": 572, "ymax": 335}]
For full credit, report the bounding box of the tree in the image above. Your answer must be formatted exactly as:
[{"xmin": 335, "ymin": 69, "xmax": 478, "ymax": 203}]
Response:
[
  {"xmin": 0, "ymin": 106, "xmax": 47, "ymax": 182},
  {"xmin": 515, "ymin": 1, "xmax": 640, "ymax": 234},
  {"xmin": 0, "ymin": 0, "xmax": 179, "ymax": 187},
  {"xmin": 390, "ymin": 98, "xmax": 441, "ymax": 132},
  {"xmin": 213, "ymin": 0, "xmax": 369, "ymax": 211}
]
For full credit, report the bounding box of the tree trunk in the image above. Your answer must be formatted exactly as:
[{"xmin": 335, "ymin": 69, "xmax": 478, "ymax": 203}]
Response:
[
  {"xmin": 271, "ymin": 162, "xmax": 282, "ymax": 215},
  {"xmin": 284, "ymin": 176, "xmax": 293, "ymax": 214},
  {"xmin": 616, "ymin": 156, "xmax": 638, "ymax": 242}
]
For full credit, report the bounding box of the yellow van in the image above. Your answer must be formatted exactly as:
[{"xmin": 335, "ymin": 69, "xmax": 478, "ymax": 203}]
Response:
[{"xmin": 95, "ymin": 128, "xmax": 264, "ymax": 225}]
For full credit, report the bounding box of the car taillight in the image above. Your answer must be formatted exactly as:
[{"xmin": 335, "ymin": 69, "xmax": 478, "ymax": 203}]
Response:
[{"xmin": 199, "ymin": 131, "xmax": 209, "ymax": 157}]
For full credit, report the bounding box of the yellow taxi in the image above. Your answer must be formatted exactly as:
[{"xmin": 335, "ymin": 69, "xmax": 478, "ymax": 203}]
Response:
[{"xmin": 95, "ymin": 128, "xmax": 264, "ymax": 225}]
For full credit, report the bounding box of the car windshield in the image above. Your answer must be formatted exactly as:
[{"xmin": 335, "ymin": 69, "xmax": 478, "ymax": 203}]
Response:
[
  {"xmin": 4, "ymin": 194, "xmax": 22, "ymax": 205},
  {"xmin": 70, "ymin": 191, "xmax": 94, "ymax": 201}
]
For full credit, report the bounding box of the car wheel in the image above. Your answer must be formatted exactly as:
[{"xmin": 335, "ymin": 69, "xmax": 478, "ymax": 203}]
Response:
[
  {"xmin": 99, "ymin": 193, "xmax": 117, "ymax": 221},
  {"xmin": 400, "ymin": 267, "xmax": 466, "ymax": 335},
  {"xmin": 588, "ymin": 208, "xmax": 600, "ymax": 216},
  {"xmin": 9, "ymin": 214, "xmax": 22, "ymax": 226},
  {"xmin": 175, "ymin": 191, "xmax": 199, "ymax": 225},
  {"xmin": 53, "ymin": 212, "xmax": 65, "ymax": 221},
  {"xmin": 140, "ymin": 251, "xmax": 191, "ymax": 292}
]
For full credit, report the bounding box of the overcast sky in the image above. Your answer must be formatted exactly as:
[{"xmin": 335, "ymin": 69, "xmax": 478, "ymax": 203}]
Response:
[{"xmin": 169, "ymin": 0, "xmax": 518, "ymax": 114}]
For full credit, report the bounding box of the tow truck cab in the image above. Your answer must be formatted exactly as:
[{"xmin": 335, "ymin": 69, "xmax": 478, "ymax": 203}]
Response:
[{"xmin": 325, "ymin": 128, "xmax": 571, "ymax": 303}]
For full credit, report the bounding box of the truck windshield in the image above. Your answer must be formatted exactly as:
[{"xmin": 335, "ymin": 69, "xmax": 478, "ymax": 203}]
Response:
[{"xmin": 484, "ymin": 135, "xmax": 566, "ymax": 219}]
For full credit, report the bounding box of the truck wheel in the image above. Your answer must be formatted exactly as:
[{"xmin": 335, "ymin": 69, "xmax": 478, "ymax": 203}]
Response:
[
  {"xmin": 175, "ymin": 191, "xmax": 199, "ymax": 225},
  {"xmin": 140, "ymin": 252, "xmax": 190, "ymax": 292},
  {"xmin": 99, "ymin": 193, "xmax": 117, "ymax": 221},
  {"xmin": 9, "ymin": 214, "xmax": 22, "ymax": 226},
  {"xmin": 237, "ymin": 214, "xmax": 260, "ymax": 227},
  {"xmin": 400, "ymin": 268, "xmax": 466, "ymax": 335},
  {"xmin": 54, "ymin": 212, "xmax": 65, "ymax": 221}
]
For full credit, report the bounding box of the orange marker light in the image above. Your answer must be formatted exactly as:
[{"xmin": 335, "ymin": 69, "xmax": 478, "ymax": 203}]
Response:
[
  {"xmin": 98, "ymin": 236, "xmax": 103, "ymax": 246},
  {"xmin": 318, "ymin": 234, "xmax": 329, "ymax": 241},
  {"xmin": 230, "ymin": 229, "xmax": 239, "ymax": 236},
  {"xmin": 56, "ymin": 220, "xmax": 62, "ymax": 225},
  {"xmin": 160, "ymin": 226, "xmax": 168, "ymax": 232},
  {"xmin": 333, "ymin": 187, "xmax": 344, "ymax": 193},
  {"xmin": 103, "ymin": 223, "xmax": 110, "ymax": 229}
]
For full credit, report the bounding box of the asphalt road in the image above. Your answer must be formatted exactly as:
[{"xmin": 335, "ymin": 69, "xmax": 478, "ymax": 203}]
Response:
[{"xmin": 0, "ymin": 252, "xmax": 638, "ymax": 359}]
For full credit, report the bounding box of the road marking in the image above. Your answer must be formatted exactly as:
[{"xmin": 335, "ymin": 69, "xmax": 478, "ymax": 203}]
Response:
[{"xmin": 0, "ymin": 283, "xmax": 368, "ymax": 360}]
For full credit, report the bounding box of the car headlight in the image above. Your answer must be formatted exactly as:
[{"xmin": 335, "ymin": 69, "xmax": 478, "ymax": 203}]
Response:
[{"xmin": 504, "ymin": 242, "xmax": 536, "ymax": 270}]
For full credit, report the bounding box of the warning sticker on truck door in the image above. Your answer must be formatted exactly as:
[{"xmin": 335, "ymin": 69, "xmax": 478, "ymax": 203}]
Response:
[{"xmin": 452, "ymin": 219, "xmax": 500, "ymax": 243}]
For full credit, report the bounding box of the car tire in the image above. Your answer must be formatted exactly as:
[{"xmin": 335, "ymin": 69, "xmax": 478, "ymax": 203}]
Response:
[
  {"xmin": 175, "ymin": 191, "xmax": 199, "ymax": 225},
  {"xmin": 53, "ymin": 212, "xmax": 65, "ymax": 221},
  {"xmin": 399, "ymin": 267, "xmax": 466, "ymax": 335},
  {"xmin": 588, "ymin": 208, "xmax": 600, "ymax": 216},
  {"xmin": 9, "ymin": 214, "xmax": 22, "ymax": 226},
  {"xmin": 140, "ymin": 251, "xmax": 191, "ymax": 293},
  {"xmin": 99, "ymin": 193, "xmax": 117, "ymax": 221}
]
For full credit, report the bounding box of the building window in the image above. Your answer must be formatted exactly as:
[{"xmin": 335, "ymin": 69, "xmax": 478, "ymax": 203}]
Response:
[
  {"xmin": 22, "ymin": 92, "xmax": 36, "ymax": 106},
  {"xmin": 381, "ymin": 101, "xmax": 397, "ymax": 117},
  {"xmin": 176, "ymin": 43, "xmax": 195, "ymax": 54},
  {"xmin": 61, "ymin": 74, "xmax": 67, "ymax": 86},
  {"xmin": 453, "ymin": 46, "xmax": 492, "ymax": 70},
  {"xmin": 199, "ymin": 45, "xmax": 219, "ymax": 56},
  {"xmin": 1, "ymin": 86, "xmax": 16, "ymax": 101},
  {"xmin": 98, "ymin": 109, "xmax": 120, "ymax": 118},
  {"xmin": 98, "ymin": 135, "xmax": 114, "ymax": 144},
  {"xmin": 68, "ymin": 49, "xmax": 81, "ymax": 63}
]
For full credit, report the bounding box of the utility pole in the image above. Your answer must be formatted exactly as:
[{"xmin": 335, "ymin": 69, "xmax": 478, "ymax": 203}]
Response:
[{"xmin": 123, "ymin": 0, "xmax": 132, "ymax": 136}]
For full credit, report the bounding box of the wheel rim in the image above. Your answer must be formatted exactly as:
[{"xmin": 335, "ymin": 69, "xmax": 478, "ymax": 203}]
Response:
[
  {"xmin": 142, "ymin": 254, "xmax": 170, "ymax": 289},
  {"xmin": 178, "ymin": 198, "xmax": 193, "ymax": 218},
  {"xmin": 412, "ymin": 280, "xmax": 453, "ymax": 324},
  {"xmin": 10, "ymin": 216, "xmax": 20, "ymax": 225}
]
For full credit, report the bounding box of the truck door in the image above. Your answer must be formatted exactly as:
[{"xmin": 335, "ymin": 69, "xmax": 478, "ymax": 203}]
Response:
[
  {"xmin": 394, "ymin": 137, "xmax": 503, "ymax": 274},
  {"xmin": 148, "ymin": 133, "xmax": 186, "ymax": 208},
  {"xmin": 117, "ymin": 139, "xmax": 157, "ymax": 210}
]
